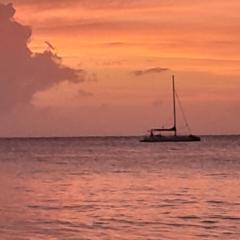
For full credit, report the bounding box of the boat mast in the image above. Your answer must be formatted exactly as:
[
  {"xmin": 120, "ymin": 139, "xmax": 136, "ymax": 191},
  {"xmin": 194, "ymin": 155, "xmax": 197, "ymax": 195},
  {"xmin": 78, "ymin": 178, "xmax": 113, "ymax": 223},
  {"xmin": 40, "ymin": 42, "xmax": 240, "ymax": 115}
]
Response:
[{"xmin": 172, "ymin": 75, "xmax": 177, "ymax": 136}]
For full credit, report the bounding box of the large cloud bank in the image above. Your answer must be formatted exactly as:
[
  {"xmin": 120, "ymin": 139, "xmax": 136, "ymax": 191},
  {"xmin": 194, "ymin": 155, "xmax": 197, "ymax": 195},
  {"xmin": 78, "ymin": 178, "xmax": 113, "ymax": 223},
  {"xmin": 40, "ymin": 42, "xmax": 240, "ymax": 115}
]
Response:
[{"xmin": 0, "ymin": 3, "xmax": 83, "ymax": 111}]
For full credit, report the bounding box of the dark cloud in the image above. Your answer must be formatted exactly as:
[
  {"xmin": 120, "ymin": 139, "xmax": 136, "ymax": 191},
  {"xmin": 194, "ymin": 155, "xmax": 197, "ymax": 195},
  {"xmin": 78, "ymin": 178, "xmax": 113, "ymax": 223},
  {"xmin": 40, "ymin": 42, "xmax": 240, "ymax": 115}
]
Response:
[
  {"xmin": 0, "ymin": 3, "xmax": 83, "ymax": 112},
  {"xmin": 78, "ymin": 89, "xmax": 94, "ymax": 97},
  {"xmin": 10, "ymin": 0, "xmax": 155, "ymax": 9},
  {"xmin": 132, "ymin": 67, "xmax": 169, "ymax": 76},
  {"xmin": 101, "ymin": 42, "xmax": 144, "ymax": 48},
  {"xmin": 2, "ymin": 0, "xmax": 76, "ymax": 9},
  {"xmin": 100, "ymin": 60, "xmax": 123, "ymax": 66},
  {"xmin": 103, "ymin": 42, "xmax": 126, "ymax": 47},
  {"xmin": 35, "ymin": 19, "xmax": 156, "ymax": 35}
]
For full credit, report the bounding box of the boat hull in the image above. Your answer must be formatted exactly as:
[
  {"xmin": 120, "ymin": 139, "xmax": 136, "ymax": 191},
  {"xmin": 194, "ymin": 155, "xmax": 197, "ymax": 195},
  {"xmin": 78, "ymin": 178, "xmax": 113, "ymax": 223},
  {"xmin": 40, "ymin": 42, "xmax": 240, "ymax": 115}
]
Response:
[{"xmin": 140, "ymin": 135, "xmax": 201, "ymax": 142}]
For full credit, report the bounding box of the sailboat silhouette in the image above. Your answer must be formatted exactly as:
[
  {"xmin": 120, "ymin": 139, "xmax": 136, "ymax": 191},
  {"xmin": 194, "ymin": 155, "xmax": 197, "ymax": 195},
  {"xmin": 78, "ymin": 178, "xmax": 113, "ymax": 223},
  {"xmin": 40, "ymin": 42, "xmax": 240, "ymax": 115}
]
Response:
[{"xmin": 140, "ymin": 75, "xmax": 201, "ymax": 142}]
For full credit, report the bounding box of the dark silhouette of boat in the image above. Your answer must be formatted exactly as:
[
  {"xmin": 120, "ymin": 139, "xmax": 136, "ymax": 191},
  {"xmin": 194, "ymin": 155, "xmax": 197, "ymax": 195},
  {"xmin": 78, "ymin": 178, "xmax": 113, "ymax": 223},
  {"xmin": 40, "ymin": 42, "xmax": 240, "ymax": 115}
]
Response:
[{"xmin": 141, "ymin": 76, "xmax": 201, "ymax": 142}]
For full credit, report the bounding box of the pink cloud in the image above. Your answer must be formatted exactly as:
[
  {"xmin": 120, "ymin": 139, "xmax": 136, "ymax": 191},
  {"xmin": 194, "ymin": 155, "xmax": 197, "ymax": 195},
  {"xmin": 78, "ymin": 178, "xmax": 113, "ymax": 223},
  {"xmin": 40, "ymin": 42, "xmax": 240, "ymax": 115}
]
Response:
[
  {"xmin": 0, "ymin": 3, "xmax": 84, "ymax": 112},
  {"xmin": 133, "ymin": 67, "xmax": 169, "ymax": 76}
]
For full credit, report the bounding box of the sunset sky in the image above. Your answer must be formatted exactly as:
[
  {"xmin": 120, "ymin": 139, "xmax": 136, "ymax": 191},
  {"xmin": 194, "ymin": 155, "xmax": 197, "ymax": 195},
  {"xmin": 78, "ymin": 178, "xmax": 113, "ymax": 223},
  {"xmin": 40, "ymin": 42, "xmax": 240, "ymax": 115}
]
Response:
[{"xmin": 0, "ymin": 0, "xmax": 239, "ymax": 136}]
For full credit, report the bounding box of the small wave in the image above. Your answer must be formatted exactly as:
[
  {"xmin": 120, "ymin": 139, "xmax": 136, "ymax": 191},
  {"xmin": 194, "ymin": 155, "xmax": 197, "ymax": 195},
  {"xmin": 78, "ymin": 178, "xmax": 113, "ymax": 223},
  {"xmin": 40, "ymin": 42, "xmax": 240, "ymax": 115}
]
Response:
[
  {"xmin": 178, "ymin": 215, "xmax": 201, "ymax": 220},
  {"xmin": 207, "ymin": 200, "xmax": 225, "ymax": 204},
  {"xmin": 201, "ymin": 220, "xmax": 218, "ymax": 224},
  {"xmin": 220, "ymin": 216, "xmax": 240, "ymax": 221}
]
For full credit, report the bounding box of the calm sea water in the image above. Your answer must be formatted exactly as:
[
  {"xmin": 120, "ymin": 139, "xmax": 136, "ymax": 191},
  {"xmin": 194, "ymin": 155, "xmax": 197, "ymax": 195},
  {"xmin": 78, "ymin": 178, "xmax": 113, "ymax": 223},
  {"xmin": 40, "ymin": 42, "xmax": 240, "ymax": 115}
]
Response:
[{"xmin": 0, "ymin": 136, "xmax": 239, "ymax": 240}]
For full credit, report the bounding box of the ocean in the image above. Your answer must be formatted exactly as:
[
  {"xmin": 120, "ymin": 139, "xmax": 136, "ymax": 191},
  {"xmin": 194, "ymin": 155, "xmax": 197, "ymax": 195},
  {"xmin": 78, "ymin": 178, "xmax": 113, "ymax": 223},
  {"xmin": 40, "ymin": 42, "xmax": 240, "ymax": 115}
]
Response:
[{"xmin": 0, "ymin": 136, "xmax": 239, "ymax": 240}]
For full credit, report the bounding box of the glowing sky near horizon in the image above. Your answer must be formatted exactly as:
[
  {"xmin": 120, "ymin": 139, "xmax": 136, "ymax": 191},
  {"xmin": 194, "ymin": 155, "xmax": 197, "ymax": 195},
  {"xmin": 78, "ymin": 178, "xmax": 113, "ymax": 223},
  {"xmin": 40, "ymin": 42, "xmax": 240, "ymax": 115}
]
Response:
[{"xmin": 0, "ymin": 0, "xmax": 239, "ymax": 136}]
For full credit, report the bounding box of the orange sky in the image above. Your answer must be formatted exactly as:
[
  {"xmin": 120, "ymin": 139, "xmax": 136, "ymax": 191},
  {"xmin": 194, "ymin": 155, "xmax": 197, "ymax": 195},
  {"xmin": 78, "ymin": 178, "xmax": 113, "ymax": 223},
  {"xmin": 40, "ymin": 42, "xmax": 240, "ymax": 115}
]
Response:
[{"xmin": 0, "ymin": 0, "xmax": 239, "ymax": 136}]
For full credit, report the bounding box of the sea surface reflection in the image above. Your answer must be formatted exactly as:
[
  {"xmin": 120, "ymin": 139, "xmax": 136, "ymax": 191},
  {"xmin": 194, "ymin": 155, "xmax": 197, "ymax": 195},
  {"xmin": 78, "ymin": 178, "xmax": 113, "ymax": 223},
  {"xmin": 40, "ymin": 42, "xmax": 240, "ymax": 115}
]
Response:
[{"xmin": 0, "ymin": 136, "xmax": 239, "ymax": 239}]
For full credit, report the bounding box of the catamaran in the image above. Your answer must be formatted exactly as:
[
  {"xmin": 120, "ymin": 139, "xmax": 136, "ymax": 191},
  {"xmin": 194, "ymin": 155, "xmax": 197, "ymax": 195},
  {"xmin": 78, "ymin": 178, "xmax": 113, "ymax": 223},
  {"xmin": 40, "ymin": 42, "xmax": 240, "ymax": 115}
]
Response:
[{"xmin": 140, "ymin": 75, "xmax": 201, "ymax": 142}]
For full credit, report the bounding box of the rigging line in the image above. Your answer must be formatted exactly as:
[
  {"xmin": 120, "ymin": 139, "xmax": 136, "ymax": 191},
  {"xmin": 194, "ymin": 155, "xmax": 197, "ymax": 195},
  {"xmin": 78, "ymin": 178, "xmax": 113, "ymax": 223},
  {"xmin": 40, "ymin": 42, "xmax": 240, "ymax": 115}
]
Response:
[{"xmin": 175, "ymin": 91, "xmax": 192, "ymax": 134}]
